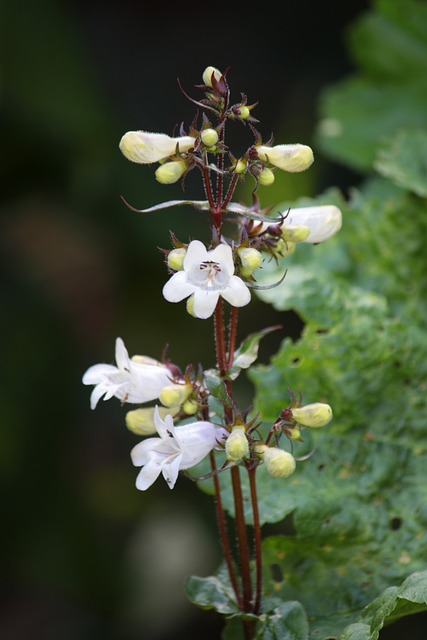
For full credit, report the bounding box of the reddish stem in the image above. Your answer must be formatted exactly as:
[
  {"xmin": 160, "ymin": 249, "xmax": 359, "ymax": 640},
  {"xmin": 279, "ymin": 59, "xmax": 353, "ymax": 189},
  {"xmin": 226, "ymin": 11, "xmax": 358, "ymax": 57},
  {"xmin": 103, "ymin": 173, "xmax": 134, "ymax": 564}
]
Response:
[{"xmin": 248, "ymin": 465, "xmax": 262, "ymax": 614}]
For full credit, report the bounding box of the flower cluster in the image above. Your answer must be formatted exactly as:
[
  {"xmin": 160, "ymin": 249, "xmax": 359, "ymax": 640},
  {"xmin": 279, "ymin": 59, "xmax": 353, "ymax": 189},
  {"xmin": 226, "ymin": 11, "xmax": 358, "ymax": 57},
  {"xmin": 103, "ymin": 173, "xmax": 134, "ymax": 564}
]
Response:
[{"xmin": 83, "ymin": 65, "xmax": 339, "ymax": 493}]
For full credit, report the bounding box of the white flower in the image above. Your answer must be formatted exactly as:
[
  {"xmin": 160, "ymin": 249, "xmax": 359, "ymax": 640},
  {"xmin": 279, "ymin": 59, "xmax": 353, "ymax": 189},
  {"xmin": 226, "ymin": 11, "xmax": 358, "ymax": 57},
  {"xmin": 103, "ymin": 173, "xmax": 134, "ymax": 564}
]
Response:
[
  {"xmin": 82, "ymin": 338, "xmax": 172, "ymax": 409},
  {"xmin": 253, "ymin": 205, "xmax": 342, "ymax": 244},
  {"xmin": 119, "ymin": 131, "xmax": 195, "ymax": 164},
  {"xmin": 256, "ymin": 144, "xmax": 314, "ymax": 172},
  {"xmin": 130, "ymin": 407, "xmax": 227, "ymax": 490},
  {"xmin": 162, "ymin": 240, "xmax": 251, "ymax": 319}
]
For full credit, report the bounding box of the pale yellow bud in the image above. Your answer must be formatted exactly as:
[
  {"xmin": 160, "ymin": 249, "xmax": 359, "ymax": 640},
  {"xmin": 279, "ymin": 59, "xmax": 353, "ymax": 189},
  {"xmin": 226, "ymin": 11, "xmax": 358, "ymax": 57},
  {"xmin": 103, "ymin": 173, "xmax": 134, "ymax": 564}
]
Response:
[
  {"xmin": 288, "ymin": 427, "xmax": 301, "ymax": 440},
  {"xmin": 292, "ymin": 403, "xmax": 333, "ymax": 428},
  {"xmin": 159, "ymin": 383, "xmax": 192, "ymax": 408},
  {"xmin": 202, "ymin": 66, "xmax": 222, "ymax": 87},
  {"xmin": 254, "ymin": 444, "xmax": 296, "ymax": 478},
  {"xmin": 155, "ymin": 159, "xmax": 187, "ymax": 184},
  {"xmin": 182, "ymin": 398, "xmax": 199, "ymax": 415},
  {"xmin": 120, "ymin": 131, "xmax": 195, "ymax": 164},
  {"xmin": 274, "ymin": 239, "xmax": 296, "ymax": 258},
  {"xmin": 186, "ymin": 295, "xmax": 197, "ymax": 317},
  {"xmin": 237, "ymin": 247, "xmax": 263, "ymax": 272},
  {"xmin": 239, "ymin": 106, "xmax": 250, "ymax": 119},
  {"xmin": 258, "ymin": 167, "xmax": 275, "ymax": 186},
  {"xmin": 167, "ymin": 247, "xmax": 187, "ymax": 271},
  {"xmin": 201, "ymin": 128, "xmax": 219, "ymax": 147},
  {"xmin": 234, "ymin": 159, "xmax": 247, "ymax": 174},
  {"xmin": 257, "ymin": 144, "xmax": 314, "ymax": 173},
  {"xmin": 281, "ymin": 224, "xmax": 310, "ymax": 243},
  {"xmin": 225, "ymin": 426, "xmax": 249, "ymax": 462},
  {"xmin": 125, "ymin": 406, "xmax": 179, "ymax": 435}
]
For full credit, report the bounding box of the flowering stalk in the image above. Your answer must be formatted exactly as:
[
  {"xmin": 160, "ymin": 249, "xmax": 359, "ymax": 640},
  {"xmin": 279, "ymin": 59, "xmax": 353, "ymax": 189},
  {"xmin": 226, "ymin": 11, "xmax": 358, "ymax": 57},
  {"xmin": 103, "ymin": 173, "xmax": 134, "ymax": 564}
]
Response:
[{"xmin": 83, "ymin": 65, "xmax": 341, "ymax": 639}]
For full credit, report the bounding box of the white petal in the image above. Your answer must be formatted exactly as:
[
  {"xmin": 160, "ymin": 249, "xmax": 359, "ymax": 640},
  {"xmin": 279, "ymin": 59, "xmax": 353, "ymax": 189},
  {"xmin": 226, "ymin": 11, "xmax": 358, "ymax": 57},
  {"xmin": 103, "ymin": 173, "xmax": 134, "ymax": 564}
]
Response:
[
  {"xmin": 154, "ymin": 408, "xmax": 178, "ymax": 443},
  {"xmin": 220, "ymin": 276, "xmax": 251, "ymax": 308},
  {"xmin": 183, "ymin": 240, "xmax": 208, "ymax": 270},
  {"xmin": 286, "ymin": 205, "xmax": 342, "ymax": 243},
  {"xmin": 175, "ymin": 421, "xmax": 220, "ymax": 468},
  {"xmin": 82, "ymin": 363, "xmax": 118, "ymax": 385},
  {"xmin": 129, "ymin": 363, "xmax": 172, "ymax": 402},
  {"xmin": 135, "ymin": 462, "xmax": 163, "ymax": 490},
  {"xmin": 115, "ymin": 337, "xmax": 130, "ymax": 371},
  {"xmin": 162, "ymin": 271, "xmax": 196, "ymax": 303},
  {"xmin": 161, "ymin": 454, "xmax": 182, "ymax": 489},
  {"xmin": 192, "ymin": 288, "xmax": 220, "ymax": 319},
  {"xmin": 89, "ymin": 384, "xmax": 107, "ymax": 410},
  {"xmin": 210, "ymin": 243, "xmax": 234, "ymax": 276}
]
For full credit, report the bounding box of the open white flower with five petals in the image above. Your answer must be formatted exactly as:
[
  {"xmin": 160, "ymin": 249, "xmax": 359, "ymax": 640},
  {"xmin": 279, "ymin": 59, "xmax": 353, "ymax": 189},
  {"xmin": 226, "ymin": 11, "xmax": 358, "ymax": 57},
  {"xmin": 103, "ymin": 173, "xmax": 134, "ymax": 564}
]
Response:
[
  {"xmin": 130, "ymin": 407, "xmax": 228, "ymax": 490},
  {"xmin": 82, "ymin": 338, "xmax": 172, "ymax": 409},
  {"xmin": 162, "ymin": 240, "xmax": 251, "ymax": 319}
]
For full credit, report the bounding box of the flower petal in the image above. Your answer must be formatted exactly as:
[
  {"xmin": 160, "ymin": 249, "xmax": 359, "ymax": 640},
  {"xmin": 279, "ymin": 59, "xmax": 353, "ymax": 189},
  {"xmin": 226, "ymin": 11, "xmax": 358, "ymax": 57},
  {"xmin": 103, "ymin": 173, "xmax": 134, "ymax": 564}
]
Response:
[
  {"xmin": 162, "ymin": 271, "xmax": 196, "ymax": 303},
  {"xmin": 183, "ymin": 240, "xmax": 208, "ymax": 270},
  {"xmin": 220, "ymin": 276, "xmax": 251, "ymax": 308},
  {"xmin": 115, "ymin": 337, "xmax": 130, "ymax": 371},
  {"xmin": 210, "ymin": 243, "xmax": 234, "ymax": 276},
  {"xmin": 82, "ymin": 363, "xmax": 119, "ymax": 385},
  {"xmin": 161, "ymin": 453, "xmax": 182, "ymax": 489},
  {"xmin": 192, "ymin": 288, "xmax": 220, "ymax": 319},
  {"xmin": 135, "ymin": 462, "xmax": 163, "ymax": 490}
]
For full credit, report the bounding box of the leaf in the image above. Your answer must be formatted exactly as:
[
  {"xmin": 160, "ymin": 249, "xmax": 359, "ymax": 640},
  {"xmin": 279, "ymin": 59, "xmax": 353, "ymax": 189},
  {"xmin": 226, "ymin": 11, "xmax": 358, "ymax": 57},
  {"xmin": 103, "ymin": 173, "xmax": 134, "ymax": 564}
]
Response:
[
  {"xmin": 229, "ymin": 326, "xmax": 282, "ymax": 379},
  {"xmin": 255, "ymin": 601, "xmax": 310, "ymax": 640},
  {"xmin": 338, "ymin": 570, "xmax": 427, "ymax": 640},
  {"xmin": 374, "ymin": 129, "xmax": 427, "ymax": 196},
  {"xmin": 185, "ymin": 566, "xmax": 240, "ymax": 616},
  {"xmin": 315, "ymin": 0, "xmax": 427, "ymax": 171},
  {"xmin": 204, "ymin": 369, "xmax": 233, "ymax": 408}
]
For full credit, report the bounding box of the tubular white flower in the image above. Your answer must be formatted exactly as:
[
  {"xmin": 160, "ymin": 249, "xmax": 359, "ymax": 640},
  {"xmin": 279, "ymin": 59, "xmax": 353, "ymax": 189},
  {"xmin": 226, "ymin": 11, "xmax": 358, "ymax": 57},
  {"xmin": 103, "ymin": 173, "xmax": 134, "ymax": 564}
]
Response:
[
  {"xmin": 82, "ymin": 338, "xmax": 172, "ymax": 409},
  {"xmin": 257, "ymin": 144, "xmax": 314, "ymax": 172},
  {"xmin": 162, "ymin": 240, "xmax": 251, "ymax": 319},
  {"xmin": 285, "ymin": 205, "xmax": 342, "ymax": 243},
  {"xmin": 130, "ymin": 407, "xmax": 228, "ymax": 490},
  {"xmin": 119, "ymin": 131, "xmax": 195, "ymax": 164}
]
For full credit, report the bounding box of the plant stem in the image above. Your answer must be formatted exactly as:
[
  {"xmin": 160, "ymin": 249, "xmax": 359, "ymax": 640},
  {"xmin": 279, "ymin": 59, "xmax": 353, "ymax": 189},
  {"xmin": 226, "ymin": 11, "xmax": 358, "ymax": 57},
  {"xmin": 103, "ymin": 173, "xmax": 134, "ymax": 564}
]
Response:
[
  {"xmin": 231, "ymin": 465, "xmax": 253, "ymax": 613},
  {"xmin": 248, "ymin": 465, "xmax": 262, "ymax": 614},
  {"xmin": 227, "ymin": 307, "xmax": 239, "ymax": 368}
]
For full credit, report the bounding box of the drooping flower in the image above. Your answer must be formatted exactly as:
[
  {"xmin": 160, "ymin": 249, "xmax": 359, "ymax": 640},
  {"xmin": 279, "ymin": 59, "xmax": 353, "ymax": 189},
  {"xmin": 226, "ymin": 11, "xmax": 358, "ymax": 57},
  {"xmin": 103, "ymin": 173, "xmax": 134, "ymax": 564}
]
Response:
[
  {"xmin": 130, "ymin": 407, "xmax": 227, "ymax": 490},
  {"xmin": 256, "ymin": 144, "xmax": 314, "ymax": 172},
  {"xmin": 82, "ymin": 338, "xmax": 172, "ymax": 409},
  {"xmin": 162, "ymin": 240, "xmax": 251, "ymax": 319},
  {"xmin": 119, "ymin": 131, "xmax": 195, "ymax": 164},
  {"xmin": 250, "ymin": 205, "xmax": 342, "ymax": 244}
]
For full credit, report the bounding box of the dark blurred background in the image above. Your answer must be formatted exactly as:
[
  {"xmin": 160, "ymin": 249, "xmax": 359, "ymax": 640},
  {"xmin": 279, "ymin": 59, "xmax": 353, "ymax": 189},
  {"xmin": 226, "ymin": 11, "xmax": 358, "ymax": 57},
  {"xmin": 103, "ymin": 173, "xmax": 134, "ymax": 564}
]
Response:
[{"xmin": 4, "ymin": 1, "xmax": 414, "ymax": 639}]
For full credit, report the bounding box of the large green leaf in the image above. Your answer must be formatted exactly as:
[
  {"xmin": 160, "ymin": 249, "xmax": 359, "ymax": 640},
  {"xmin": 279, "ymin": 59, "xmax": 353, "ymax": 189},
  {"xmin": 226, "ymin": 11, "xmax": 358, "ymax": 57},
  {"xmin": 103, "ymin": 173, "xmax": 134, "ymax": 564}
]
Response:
[
  {"xmin": 315, "ymin": 0, "xmax": 427, "ymax": 171},
  {"xmin": 374, "ymin": 129, "xmax": 427, "ymax": 197}
]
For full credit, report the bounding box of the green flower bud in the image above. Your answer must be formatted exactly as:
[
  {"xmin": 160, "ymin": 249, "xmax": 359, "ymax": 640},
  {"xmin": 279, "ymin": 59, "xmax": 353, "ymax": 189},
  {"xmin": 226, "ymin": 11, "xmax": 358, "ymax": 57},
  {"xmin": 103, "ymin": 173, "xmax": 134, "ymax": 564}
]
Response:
[
  {"xmin": 234, "ymin": 159, "xmax": 247, "ymax": 174},
  {"xmin": 255, "ymin": 444, "xmax": 296, "ymax": 478},
  {"xmin": 186, "ymin": 294, "xmax": 197, "ymax": 317},
  {"xmin": 125, "ymin": 406, "xmax": 179, "ymax": 435},
  {"xmin": 292, "ymin": 403, "xmax": 333, "ymax": 428},
  {"xmin": 202, "ymin": 66, "xmax": 222, "ymax": 87},
  {"xmin": 258, "ymin": 167, "xmax": 275, "ymax": 186},
  {"xmin": 237, "ymin": 247, "xmax": 263, "ymax": 272},
  {"xmin": 239, "ymin": 106, "xmax": 250, "ymax": 119},
  {"xmin": 281, "ymin": 224, "xmax": 310, "ymax": 243},
  {"xmin": 274, "ymin": 239, "xmax": 296, "ymax": 258},
  {"xmin": 225, "ymin": 426, "xmax": 249, "ymax": 462},
  {"xmin": 288, "ymin": 426, "xmax": 301, "ymax": 440},
  {"xmin": 159, "ymin": 383, "xmax": 192, "ymax": 408},
  {"xmin": 155, "ymin": 159, "xmax": 186, "ymax": 184},
  {"xmin": 182, "ymin": 398, "xmax": 199, "ymax": 415},
  {"xmin": 201, "ymin": 128, "xmax": 219, "ymax": 147},
  {"xmin": 167, "ymin": 247, "xmax": 186, "ymax": 271}
]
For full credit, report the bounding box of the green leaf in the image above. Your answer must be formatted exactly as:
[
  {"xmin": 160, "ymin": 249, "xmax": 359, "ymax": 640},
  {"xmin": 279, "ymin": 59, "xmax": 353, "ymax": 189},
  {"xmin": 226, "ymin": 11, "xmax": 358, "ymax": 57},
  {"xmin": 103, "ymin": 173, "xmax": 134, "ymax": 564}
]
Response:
[
  {"xmin": 185, "ymin": 566, "xmax": 239, "ymax": 616},
  {"xmin": 374, "ymin": 129, "xmax": 427, "ymax": 196},
  {"xmin": 255, "ymin": 601, "xmax": 309, "ymax": 640},
  {"xmin": 229, "ymin": 326, "xmax": 281, "ymax": 379},
  {"xmin": 204, "ymin": 369, "xmax": 233, "ymax": 407},
  {"xmin": 338, "ymin": 570, "xmax": 427, "ymax": 640},
  {"xmin": 315, "ymin": 0, "xmax": 427, "ymax": 171}
]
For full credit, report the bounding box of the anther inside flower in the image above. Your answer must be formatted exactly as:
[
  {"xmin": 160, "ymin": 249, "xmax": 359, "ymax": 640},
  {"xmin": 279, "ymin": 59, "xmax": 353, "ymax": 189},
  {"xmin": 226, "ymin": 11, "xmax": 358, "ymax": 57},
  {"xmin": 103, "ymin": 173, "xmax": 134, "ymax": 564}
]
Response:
[{"xmin": 162, "ymin": 240, "xmax": 251, "ymax": 319}]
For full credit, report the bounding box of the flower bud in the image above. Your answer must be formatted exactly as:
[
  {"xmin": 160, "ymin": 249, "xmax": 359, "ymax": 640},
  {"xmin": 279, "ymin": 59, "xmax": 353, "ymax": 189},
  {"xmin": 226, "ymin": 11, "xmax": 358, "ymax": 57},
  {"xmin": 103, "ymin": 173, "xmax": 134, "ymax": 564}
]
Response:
[
  {"xmin": 257, "ymin": 144, "xmax": 314, "ymax": 173},
  {"xmin": 202, "ymin": 66, "xmax": 222, "ymax": 87},
  {"xmin": 254, "ymin": 444, "xmax": 296, "ymax": 478},
  {"xmin": 125, "ymin": 406, "xmax": 179, "ymax": 435},
  {"xmin": 237, "ymin": 247, "xmax": 263, "ymax": 272},
  {"xmin": 182, "ymin": 398, "xmax": 199, "ymax": 415},
  {"xmin": 225, "ymin": 426, "xmax": 249, "ymax": 462},
  {"xmin": 120, "ymin": 131, "xmax": 195, "ymax": 164},
  {"xmin": 292, "ymin": 403, "xmax": 332, "ymax": 428},
  {"xmin": 234, "ymin": 159, "xmax": 247, "ymax": 174},
  {"xmin": 281, "ymin": 224, "xmax": 310, "ymax": 243},
  {"xmin": 201, "ymin": 128, "xmax": 219, "ymax": 147},
  {"xmin": 258, "ymin": 167, "xmax": 275, "ymax": 186},
  {"xmin": 155, "ymin": 159, "xmax": 187, "ymax": 184},
  {"xmin": 186, "ymin": 295, "xmax": 197, "ymax": 318},
  {"xmin": 288, "ymin": 426, "xmax": 301, "ymax": 440},
  {"xmin": 159, "ymin": 383, "xmax": 192, "ymax": 407},
  {"xmin": 167, "ymin": 247, "xmax": 186, "ymax": 271},
  {"xmin": 274, "ymin": 239, "xmax": 296, "ymax": 258},
  {"xmin": 239, "ymin": 106, "xmax": 250, "ymax": 119}
]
